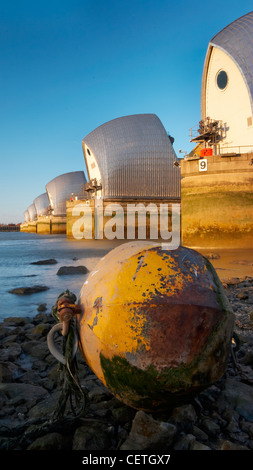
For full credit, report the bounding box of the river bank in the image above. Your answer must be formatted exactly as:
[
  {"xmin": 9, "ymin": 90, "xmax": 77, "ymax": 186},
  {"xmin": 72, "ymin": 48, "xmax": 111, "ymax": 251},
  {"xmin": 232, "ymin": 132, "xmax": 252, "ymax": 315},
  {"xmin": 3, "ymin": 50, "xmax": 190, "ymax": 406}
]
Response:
[{"xmin": 0, "ymin": 275, "xmax": 253, "ymax": 452}]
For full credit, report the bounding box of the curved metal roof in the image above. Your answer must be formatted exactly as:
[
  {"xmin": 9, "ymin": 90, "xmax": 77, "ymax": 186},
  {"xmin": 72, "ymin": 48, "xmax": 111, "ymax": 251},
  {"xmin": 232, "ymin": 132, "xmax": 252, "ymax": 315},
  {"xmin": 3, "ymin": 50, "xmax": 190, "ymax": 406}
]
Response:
[
  {"xmin": 27, "ymin": 204, "xmax": 37, "ymax": 222},
  {"xmin": 202, "ymin": 11, "xmax": 253, "ymax": 115},
  {"xmin": 24, "ymin": 210, "xmax": 30, "ymax": 223},
  {"xmin": 33, "ymin": 193, "xmax": 50, "ymax": 217},
  {"xmin": 82, "ymin": 114, "xmax": 180, "ymax": 200},
  {"xmin": 46, "ymin": 171, "xmax": 87, "ymax": 216}
]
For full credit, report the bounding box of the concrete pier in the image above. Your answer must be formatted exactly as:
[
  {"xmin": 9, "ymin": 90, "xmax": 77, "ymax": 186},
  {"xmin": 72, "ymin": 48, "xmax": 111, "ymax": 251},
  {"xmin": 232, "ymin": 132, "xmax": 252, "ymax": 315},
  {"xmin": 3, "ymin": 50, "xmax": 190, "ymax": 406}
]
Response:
[
  {"xmin": 20, "ymin": 223, "xmax": 29, "ymax": 232},
  {"xmin": 36, "ymin": 216, "xmax": 51, "ymax": 235},
  {"xmin": 50, "ymin": 216, "xmax": 66, "ymax": 234},
  {"xmin": 181, "ymin": 152, "xmax": 253, "ymax": 247},
  {"xmin": 27, "ymin": 221, "xmax": 37, "ymax": 233}
]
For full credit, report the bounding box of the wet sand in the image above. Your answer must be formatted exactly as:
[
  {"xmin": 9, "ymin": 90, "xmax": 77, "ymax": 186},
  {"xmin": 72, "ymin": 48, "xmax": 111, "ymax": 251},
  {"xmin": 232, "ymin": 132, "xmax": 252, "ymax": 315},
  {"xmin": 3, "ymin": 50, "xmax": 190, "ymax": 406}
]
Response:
[{"xmin": 195, "ymin": 247, "xmax": 253, "ymax": 280}]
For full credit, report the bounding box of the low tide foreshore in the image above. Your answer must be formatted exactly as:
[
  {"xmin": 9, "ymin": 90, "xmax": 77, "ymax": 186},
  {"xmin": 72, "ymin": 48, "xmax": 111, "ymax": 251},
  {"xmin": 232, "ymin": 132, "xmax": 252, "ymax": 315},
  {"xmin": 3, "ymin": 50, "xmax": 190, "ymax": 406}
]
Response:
[{"xmin": 0, "ymin": 276, "xmax": 253, "ymax": 451}]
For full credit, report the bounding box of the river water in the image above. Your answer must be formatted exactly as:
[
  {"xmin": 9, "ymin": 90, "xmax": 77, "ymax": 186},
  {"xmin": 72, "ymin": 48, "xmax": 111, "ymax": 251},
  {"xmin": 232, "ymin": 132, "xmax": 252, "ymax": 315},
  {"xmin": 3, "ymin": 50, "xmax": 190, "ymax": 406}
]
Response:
[
  {"xmin": 0, "ymin": 232, "xmax": 119, "ymax": 321},
  {"xmin": 0, "ymin": 232, "xmax": 252, "ymax": 321}
]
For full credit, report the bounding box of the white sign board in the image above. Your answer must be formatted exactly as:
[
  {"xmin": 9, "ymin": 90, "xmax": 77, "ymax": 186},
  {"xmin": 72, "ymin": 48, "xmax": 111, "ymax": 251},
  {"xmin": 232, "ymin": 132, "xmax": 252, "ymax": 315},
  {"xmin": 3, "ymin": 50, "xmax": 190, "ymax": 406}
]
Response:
[{"xmin": 199, "ymin": 159, "xmax": 207, "ymax": 172}]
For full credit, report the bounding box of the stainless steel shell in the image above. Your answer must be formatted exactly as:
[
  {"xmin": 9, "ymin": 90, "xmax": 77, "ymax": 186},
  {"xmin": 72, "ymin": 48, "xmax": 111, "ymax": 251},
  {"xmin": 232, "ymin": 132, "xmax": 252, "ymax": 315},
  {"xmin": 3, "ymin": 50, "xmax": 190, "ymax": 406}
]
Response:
[
  {"xmin": 33, "ymin": 193, "xmax": 50, "ymax": 217},
  {"xmin": 45, "ymin": 171, "xmax": 87, "ymax": 216},
  {"xmin": 24, "ymin": 210, "xmax": 30, "ymax": 222},
  {"xmin": 82, "ymin": 114, "xmax": 180, "ymax": 200},
  {"xmin": 27, "ymin": 204, "xmax": 37, "ymax": 221}
]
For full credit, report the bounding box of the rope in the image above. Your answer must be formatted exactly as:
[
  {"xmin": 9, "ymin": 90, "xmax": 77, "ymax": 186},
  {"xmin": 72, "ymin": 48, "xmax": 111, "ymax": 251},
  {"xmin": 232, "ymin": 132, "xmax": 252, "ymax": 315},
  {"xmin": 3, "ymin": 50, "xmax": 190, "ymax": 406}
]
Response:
[{"xmin": 50, "ymin": 290, "xmax": 89, "ymax": 420}]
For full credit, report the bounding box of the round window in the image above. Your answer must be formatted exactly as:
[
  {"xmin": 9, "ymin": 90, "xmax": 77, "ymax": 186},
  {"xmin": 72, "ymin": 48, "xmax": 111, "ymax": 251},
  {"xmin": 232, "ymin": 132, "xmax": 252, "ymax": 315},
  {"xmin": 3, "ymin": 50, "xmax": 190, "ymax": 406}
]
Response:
[{"xmin": 216, "ymin": 70, "xmax": 228, "ymax": 90}]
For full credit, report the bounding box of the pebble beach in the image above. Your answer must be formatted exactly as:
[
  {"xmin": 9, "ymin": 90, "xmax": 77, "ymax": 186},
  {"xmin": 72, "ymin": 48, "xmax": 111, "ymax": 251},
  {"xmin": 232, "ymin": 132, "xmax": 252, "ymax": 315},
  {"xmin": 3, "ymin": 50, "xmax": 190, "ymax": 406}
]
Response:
[{"xmin": 0, "ymin": 251, "xmax": 253, "ymax": 453}]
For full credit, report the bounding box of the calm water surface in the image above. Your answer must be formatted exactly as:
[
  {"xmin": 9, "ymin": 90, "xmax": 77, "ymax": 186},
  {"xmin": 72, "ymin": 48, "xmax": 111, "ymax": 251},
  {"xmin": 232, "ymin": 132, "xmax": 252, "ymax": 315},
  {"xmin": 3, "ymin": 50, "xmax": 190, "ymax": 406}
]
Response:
[
  {"xmin": 0, "ymin": 232, "xmax": 121, "ymax": 321},
  {"xmin": 0, "ymin": 232, "xmax": 252, "ymax": 321}
]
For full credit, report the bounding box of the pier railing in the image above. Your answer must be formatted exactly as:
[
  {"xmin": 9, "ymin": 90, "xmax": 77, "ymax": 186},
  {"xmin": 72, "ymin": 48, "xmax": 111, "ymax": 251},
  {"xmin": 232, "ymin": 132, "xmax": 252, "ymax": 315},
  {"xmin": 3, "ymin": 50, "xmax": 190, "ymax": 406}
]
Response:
[{"xmin": 219, "ymin": 145, "xmax": 253, "ymax": 155}]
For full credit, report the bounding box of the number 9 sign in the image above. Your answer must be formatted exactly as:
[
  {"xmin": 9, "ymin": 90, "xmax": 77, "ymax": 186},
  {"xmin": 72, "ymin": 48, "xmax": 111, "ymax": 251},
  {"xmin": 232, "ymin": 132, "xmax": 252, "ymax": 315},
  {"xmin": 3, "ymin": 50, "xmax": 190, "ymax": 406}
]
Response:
[{"xmin": 199, "ymin": 159, "xmax": 207, "ymax": 172}]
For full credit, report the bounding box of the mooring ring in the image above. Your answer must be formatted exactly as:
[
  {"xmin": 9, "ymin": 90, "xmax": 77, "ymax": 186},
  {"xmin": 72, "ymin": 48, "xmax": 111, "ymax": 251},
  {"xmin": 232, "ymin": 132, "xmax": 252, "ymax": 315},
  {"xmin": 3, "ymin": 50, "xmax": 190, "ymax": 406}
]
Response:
[{"xmin": 47, "ymin": 323, "xmax": 78, "ymax": 365}]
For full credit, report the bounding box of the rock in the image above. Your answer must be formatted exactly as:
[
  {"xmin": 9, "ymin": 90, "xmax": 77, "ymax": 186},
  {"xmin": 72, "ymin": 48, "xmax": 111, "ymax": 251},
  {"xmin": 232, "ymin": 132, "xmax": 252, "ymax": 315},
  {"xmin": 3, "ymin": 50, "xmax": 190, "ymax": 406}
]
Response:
[
  {"xmin": 120, "ymin": 411, "xmax": 177, "ymax": 450},
  {"xmin": 0, "ymin": 362, "xmax": 19, "ymax": 382},
  {"xmin": 28, "ymin": 391, "xmax": 61, "ymax": 419},
  {"xmin": 27, "ymin": 432, "xmax": 70, "ymax": 450},
  {"xmin": 0, "ymin": 325, "xmax": 9, "ymax": 339},
  {"xmin": 0, "ymin": 383, "xmax": 48, "ymax": 407},
  {"xmin": 72, "ymin": 423, "xmax": 111, "ymax": 450},
  {"xmin": 190, "ymin": 441, "xmax": 212, "ymax": 450},
  {"xmin": 220, "ymin": 440, "xmax": 249, "ymax": 450},
  {"xmin": 241, "ymin": 421, "xmax": 253, "ymax": 438},
  {"xmin": 56, "ymin": 265, "xmax": 88, "ymax": 275},
  {"xmin": 200, "ymin": 417, "xmax": 220, "ymax": 437},
  {"xmin": 32, "ymin": 312, "xmax": 54, "ymax": 325},
  {"xmin": 205, "ymin": 253, "xmax": 221, "ymax": 260},
  {"xmin": 111, "ymin": 405, "xmax": 136, "ymax": 424},
  {"xmin": 21, "ymin": 340, "xmax": 50, "ymax": 359},
  {"xmin": 85, "ymin": 377, "xmax": 113, "ymax": 403},
  {"xmin": 217, "ymin": 378, "xmax": 253, "ymax": 421},
  {"xmin": 30, "ymin": 323, "xmax": 51, "ymax": 337},
  {"xmin": 3, "ymin": 344, "xmax": 22, "ymax": 361},
  {"xmin": 8, "ymin": 286, "xmax": 49, "ymax": 295},
  {"xmin": 3, "ymin": 317, "xmax": 31, "ymax": 326},
  {"xmin": 171, "ymin": 404, "xmax": 198, "ymax": 424},
  {"xmin": 30, "ymin": 259, "xmax": 57, "ymax": 265},
  {"xmin": 237, "ymin": 291, "xmax": 249, "ymax": 300},
  {"xmin": 174, "ymin": 434, "xmax": 196, "ymax": 450},
  {"xmin": 192, "ymin": 425, "xmax": 209, "ymax": 441},
  {"xmin": 37, "ymin": 304, "xmax": 47, "ymax": 312},
  {"xmin": 239, "ymin": 349, "xmax": 253, "ymax": 366}
]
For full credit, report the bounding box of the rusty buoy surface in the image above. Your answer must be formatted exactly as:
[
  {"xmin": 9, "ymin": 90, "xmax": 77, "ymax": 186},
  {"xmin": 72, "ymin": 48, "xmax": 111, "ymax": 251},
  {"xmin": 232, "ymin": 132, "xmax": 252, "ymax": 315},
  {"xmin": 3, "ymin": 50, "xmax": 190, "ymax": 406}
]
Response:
[{"xmin": 77, "ymin": 242, "xmax": 235, "ymax": 412}]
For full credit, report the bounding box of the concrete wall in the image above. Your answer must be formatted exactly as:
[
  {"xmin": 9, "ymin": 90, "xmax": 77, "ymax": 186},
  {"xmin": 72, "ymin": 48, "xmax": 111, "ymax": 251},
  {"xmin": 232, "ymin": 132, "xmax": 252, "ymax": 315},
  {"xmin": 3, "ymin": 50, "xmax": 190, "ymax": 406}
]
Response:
[
  {"xmin": 36, "ymin": 216, "xmax": 51, "ymax": 235},
  {"xmin": 20, "ymin": 216, "xmax": 66, "ymax": 234},
  {"xmin": 181, "ymin": 153, "xmax": 253, "ymax": 247},
  {"xmin": 27, "ymin": 221, "xmax": 37, "ymax": 233},
  {"xmin": 20, "ymin": 223, "xmax": 29, "ymax": 232},
  {"xmin": 50, "ymin": 216, "xmax": 66, "ymax": 234}
]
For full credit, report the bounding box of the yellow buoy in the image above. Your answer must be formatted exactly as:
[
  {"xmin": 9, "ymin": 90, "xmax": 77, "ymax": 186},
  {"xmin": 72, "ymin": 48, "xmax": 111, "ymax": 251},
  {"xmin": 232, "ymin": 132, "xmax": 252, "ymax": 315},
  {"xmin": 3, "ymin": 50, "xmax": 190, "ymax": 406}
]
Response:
[{"xmin": 77, "ymin": 241, "xmax": 234, "ymax": 412}]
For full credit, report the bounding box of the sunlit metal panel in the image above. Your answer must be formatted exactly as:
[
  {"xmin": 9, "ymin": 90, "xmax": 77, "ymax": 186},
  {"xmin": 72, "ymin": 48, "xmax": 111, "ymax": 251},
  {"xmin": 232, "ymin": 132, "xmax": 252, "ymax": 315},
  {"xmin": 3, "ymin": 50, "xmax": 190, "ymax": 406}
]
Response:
[
  {"xmin": 27, "ymin": 204, "xmax": 37, "ymax": 221},
  {"xmin": 24, "ymin": 210, "xmax": 30, "ymax": 222},
  {"xmin": 82, "ymin": 114, "xmax": 180, "ymax": 200},
  {"xmin": 33, "ymin": 193, "xmax": 50, "ymax": 217},
  {"xmin": 45, "ymin": 171, "xmax": 87, "ymax": 216}
]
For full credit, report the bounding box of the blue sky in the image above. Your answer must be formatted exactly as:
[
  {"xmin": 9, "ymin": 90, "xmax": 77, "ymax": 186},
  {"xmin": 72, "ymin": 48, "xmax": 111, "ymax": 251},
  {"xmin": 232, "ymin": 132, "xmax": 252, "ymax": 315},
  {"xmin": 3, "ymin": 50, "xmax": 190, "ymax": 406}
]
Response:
[{"xmin": 0, "ymin": 0, "xmax": 252, "ymax": 223}]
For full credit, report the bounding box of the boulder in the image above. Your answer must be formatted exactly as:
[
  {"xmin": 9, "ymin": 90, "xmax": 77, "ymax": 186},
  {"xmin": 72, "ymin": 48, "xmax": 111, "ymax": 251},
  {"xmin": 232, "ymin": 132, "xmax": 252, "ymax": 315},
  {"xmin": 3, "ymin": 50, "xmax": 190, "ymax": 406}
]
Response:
[
  {"xmin": 217, "ymin": 378, "xmax": 253, "ymax": 421},
  {"xmin": 27, "ymin": 432, "xmax": 70, "ymax": 450},
  {"xmin": 8, "ymin": 286, "xmax": 49, "ymax": 295},
  {"xmin": 171, "ymin": 404, "xmax": 198, "ymax": 424},
  {"xmin": 0, "ymin": 362, "xmax": 19, "ymax": 383},
  {"xmin": 57, "ymin": 266, "xmax": 88, "ymax": 275},
  {"xmin": 72, "ymin": 422, "xmax": 111, "ymax": 450},
  {"xmin": 37, "ymin": 304, "xmax": 47, "ymax": 312},
  {"xmin": 0, "ymin": 383, "xmax": 48, "ymax": 407},
  {"xmin": 120, "ymin": 411, "xmax": 177, "ymax": 450},
  {"xmin": 21, "ymin": 340, "xmax": 49, "ymax": 359},
  {"xmin": 30, "ymin": 259, "xmax": 57, "ymax": 265}
]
